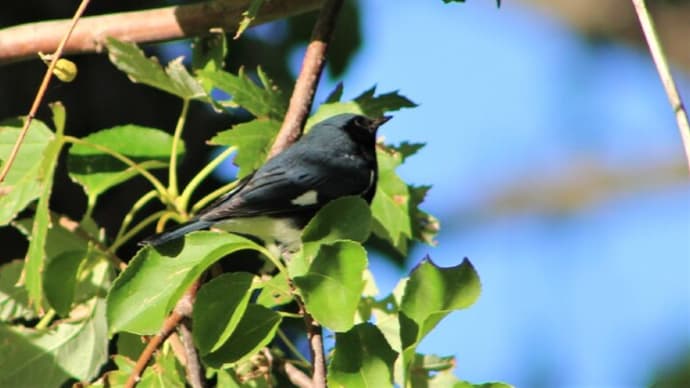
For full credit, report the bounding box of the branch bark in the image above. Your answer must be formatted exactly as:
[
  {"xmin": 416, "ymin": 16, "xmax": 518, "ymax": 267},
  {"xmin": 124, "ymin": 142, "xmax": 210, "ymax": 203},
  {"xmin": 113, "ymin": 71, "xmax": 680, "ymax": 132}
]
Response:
[
  {"xmin": 0, "ymin": 0, "xmax": 321, "ymax": 65},
  {"xmin": 268, "ymin": 0, "xmax": 344, "ymax": 157}
]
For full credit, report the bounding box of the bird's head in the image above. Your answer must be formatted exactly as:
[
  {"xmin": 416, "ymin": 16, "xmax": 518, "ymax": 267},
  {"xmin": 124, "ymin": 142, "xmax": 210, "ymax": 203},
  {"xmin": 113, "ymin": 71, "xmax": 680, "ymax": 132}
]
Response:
[{"xmin": 316, "ymin": 113, "xmax": 392, "ymax": 145}]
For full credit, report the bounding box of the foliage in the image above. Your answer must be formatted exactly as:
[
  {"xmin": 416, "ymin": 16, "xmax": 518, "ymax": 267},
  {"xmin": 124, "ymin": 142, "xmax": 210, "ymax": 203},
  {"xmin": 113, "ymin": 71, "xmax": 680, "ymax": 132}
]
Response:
[{"xmin": 0, "ymin": 25, "xmax": 510, "ymax": 388}]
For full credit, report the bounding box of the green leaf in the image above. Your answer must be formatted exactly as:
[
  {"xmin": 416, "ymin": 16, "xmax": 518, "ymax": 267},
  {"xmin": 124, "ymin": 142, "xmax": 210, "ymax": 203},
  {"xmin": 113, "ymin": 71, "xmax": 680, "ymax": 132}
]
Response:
[
  {"xmin": 409, "ymin": 185, "xmax": 440, "ymax": 245},
  {"xmin": 0, "ymin": 261, "xmax": 36, "ymax": 321},
  {"xmin": 234, "ymin": 0, "xmax": 265, "ymax": 39},
  {"xmin": 306, "ymin": 86, "xmax": 416, "ymax": 131},
  {"xmin": 23, "ymin": 128, "xmax": 63, "ymax": 308},
  {"xmin": 13, "ymin": 215, "xmax": 89, "ymax": 262},
  {"xmin": 0, "ymin": 298, "xmax": 109, "ymax": 386},
  {"xmin": 43, "ymin": 250, "xmax": 86, "ymax": 316},
  {"xmin": 401, "ymin": 258, "xmax": 480, "ymax": 338},
  {"xmin": 409, "ymin": 353, "xmax": 456, "ymax": 387},
  {"xmin": 0, "ymin": 119, "xmax": 54, "ymax": 225},
  {"xmin": 328, "ymin": 323, "xmax": 398, "ymax": 388},
  {"xmin": 325, "ymin": 82, "xmax": 344, "ymax": 103},
  {"xmin": 203, "ymin": 304, "xmax": 281, "ymax": 368},
  {"xmin": 193, "ymin": 272, "xmax": 254, "ymax": 355},
  {"xmin": 105, "ymin": 37, "xmax": 209, "ymax": 101},
  {"xmin": 192, "ymin": 32, "xmax": 227, "ymax": 73},
  {"xmin": 371, "ymin": 147, "xmax": 412, "ymax": 254},
  {"xmin": 256, "ymin": 271, "xmax": 293, "ymax": 308},
  {"xmin": 294, "ymin": 241, "xmax": 367, "ymax": 332},
  {"xmin": 198, "ymin": 68, "xmax": 287, "ymax": 120},
  {"xmin": 139, "ymin": 348, "xmax": 187, "ymax": 388},
  {"xmin": 209, "ymin": 119, "xmax": 281, "ymax": 178},
  {"xmin": 116, "ymin": 332, "xmax": 146, "ymax": 361},
  {"xmin": 301, "ymin": 196, "xmax": 372, "ymax": 244},
  {"xmin": 107, "ymin": 231, "xmax": 268, "ymax": 335},
  {"xmin": 67, "ymin": 125, "xmax": 184, "ymax": 202}
]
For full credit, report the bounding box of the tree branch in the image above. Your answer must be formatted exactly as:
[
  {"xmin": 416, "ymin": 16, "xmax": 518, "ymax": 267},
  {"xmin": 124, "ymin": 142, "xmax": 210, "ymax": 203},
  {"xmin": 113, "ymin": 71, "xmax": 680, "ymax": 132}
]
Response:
[
  {"xmin": 268, "ymin": 0, "xmax": 344, "ymax": 157},
  {"xmin": 125, "ymin": 280, "xmax": 201, "ymax": 388},
  {"xmin": 0, "ymin": 0, "xmax": 321, "ymax": 65},
  {"xmin": 304, "ymin": 313, "xmax": 326, "ymax": 388}
]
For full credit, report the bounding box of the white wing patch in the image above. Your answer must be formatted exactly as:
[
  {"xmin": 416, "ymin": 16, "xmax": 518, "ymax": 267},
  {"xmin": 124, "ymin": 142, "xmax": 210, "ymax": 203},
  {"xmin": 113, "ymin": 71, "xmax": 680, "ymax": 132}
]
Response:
[{"xmin": 291, "ymin": 190, "xmax": 318, "ymax": 206}]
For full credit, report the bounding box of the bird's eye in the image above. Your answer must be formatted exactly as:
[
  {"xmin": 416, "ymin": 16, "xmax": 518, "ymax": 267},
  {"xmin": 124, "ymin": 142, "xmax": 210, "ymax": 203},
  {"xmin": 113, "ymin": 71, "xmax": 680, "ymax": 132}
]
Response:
[{"xmin": 354, "ymin": 116, "xmax": 368, "ymax": 128}]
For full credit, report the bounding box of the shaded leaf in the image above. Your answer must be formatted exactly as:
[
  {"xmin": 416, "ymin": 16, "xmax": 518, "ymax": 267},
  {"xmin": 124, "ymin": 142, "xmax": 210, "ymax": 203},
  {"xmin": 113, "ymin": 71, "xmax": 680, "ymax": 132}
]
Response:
[
  {"xmin": 371, "ymin": 147, "xmax": 412, "ymax": 254},
  {"xmin": 193, "ymin": 272, "xmax": 254, "ymax": 355},
  {"xmin": 0, "ymin": 261, "xmax": 36, "ymax": 321},
  {"xmin": 325, "ymin": 82, "xmax": 344, "ymax": 103},
  {"xmin": 256, "ymin": 271, "xmax": 293, "ymax": 308},
  {"xmin": 198, "ymin": 68, "xmax": 286, "ymax": 120},
  {"xmin": 107, "ymin": 232, "xmax": 268, "ymax": 335},
  {"xmin": 67, "ymin": 125, "xmax": 184, "ymax": 202},
  {"xmin": 105, "ymin": 37, "xmax": 208, "ymax": 101},
  {"xmin": 328, "ymin": 323, "xmax": 397, "ymax": 387},
  {"xmin": 192, "ymin": 32, "xmax": 227, "ymax": 73},
  {"xmin": 203, "ymin": 304, "xmax": 281, "ymax": 367},
  {"xmin": 301, "ymin": 196, "xmax": 372, "ymax": 244},
  {"xmin": 294, "ymin": 241, "xmax": 367, "ymax": 332},
  {"xmin": 209, "ymin": 119, "xmax": 280, "ymax": 178},
  {"xmin": 0, "ymin": 299, "xmax": 108, "ymax": 386},
  {"xmin": 43, "ymin": 250, "xmax": 86, "ymax": 316},
  {"xmin": 0, "ymin": 119, "xmax": 54, "ymax": 225}
]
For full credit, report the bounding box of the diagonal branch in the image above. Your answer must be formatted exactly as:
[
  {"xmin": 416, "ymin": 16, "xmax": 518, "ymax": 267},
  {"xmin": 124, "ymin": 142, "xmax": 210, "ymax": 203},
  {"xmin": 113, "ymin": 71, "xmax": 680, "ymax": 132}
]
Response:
[
  {"xmin": 0, "ymin": 0, "xmax": 321, "ymax": 65},
  {"xmin": 268, "ymin": 0, "xmax": 344, "ymax": 157}
]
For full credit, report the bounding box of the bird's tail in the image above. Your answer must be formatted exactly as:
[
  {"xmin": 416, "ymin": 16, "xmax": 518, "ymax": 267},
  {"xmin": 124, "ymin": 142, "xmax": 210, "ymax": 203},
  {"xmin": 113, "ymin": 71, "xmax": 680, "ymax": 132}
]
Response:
[{"xmin": 139, "ymin": 219, "xmax": 213, "ymax": 246}]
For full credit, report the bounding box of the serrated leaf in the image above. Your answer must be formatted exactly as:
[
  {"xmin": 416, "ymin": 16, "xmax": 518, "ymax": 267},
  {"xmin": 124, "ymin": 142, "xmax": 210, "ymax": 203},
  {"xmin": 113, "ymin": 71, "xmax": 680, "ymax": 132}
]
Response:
[
  {"xmin": 0, "ymin": 119, "xmax": 54, "ymax": 225},
  {"xmin": 305, "ymin": 86, "xmax": 416, "ymax": 131},
  {"xmin": 0, "ymin": 261, "xmax": 36, "ymax": 321},
  {"xmin": 67, "ymin": 125, "xmax": 184, "ymax": 202},
  {"xmin": 401, "ymin": 258, "xmax": 480, "ymax": 337},
  {"xmin": 203, "ymin": 304, "xmax": 281, "ymax": 368},
  {"xmin": 328, "ymin": 323, "xmax": 398, "ymax": 388},
  {"xmin": 209, "ymin": 119, "xmax": 280, "ymax": 178},
  {"xmin": 105, "ymin": 37, "xmax": 209, "ymax": 101},
  {"xmin": 107, "ymin": 231, "xmax": 268, "ymax": 335},
  {"xmin": 256, "ymin": 271, "xmax": 293, "ymax": 308},
  {"xmin": 24, "ymin": 129, "xmax": 63, "ymax": 308},
  {"xmin": 193, "ymin": 272, "xmax": 254, "ymax": 355},
  {"xmin": 301, "ymin": 196, "xmax": 372, "ymax": 244},
  {"xmin": 198, "ymin": 68, "xmax": 286, "ymax": 120},
  {"xmin": 371, "ymin": 147, "xmax": 412, "ymax": 254},
  {"xmin": 0, "ymin": 298, "xmax": 108, "ymax": 386},
  {"xmin": 325, "ymin": 82, "xmax": 344, "ymax": 103},
  {"xmin": 234, "ymin": 0, "xmax": 265, "ymax": 39},
  {"xmin": 410, "ymin": 185, "xmax": 440, "ymax": 245},
  {"xmin": 294, "ymin": 241, "xmax": 367, "ymax": 332},
  {"xmin": 43, "ymin": 250, "xmax": 87, "ymax": 316}
]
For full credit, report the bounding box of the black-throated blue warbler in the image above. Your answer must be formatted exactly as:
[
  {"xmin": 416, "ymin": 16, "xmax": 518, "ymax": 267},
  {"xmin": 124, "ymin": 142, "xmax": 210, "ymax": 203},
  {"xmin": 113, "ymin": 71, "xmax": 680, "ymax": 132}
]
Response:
[{"xmin": 142, "ymin": 113, "xmax": 391, "ymax": 256}]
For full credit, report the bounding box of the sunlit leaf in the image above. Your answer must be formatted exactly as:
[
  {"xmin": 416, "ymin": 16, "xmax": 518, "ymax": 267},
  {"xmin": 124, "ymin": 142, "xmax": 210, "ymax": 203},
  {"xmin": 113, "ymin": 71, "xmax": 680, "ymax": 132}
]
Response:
[
  {"xmin": 294, "ymin": 241, "xmax": 367, "ymax": 332},
  {"xmin": 209, "ymin": 119, "xmax": 280, "ymax": 178},
  {"xmin": 328, "ymin": 323, "xmax": 398, "ymax": 387},
  {"xmin": 107, "ymin": 232, "xmax": 268, "ymax": 335},
  {"xmin": 0, "ymin": 261, "xmax": 36, "ymax": 321},
  {"xmin": 301, "ymin": 196, "xmax": 372, "ymax": 244},
  {"xmin": 67, "ymin": 125, "xmax": 184, "ymax": 202},
  {"xmin": 256, "ymin": 271, "xmax": 293, "ymax": 308}
]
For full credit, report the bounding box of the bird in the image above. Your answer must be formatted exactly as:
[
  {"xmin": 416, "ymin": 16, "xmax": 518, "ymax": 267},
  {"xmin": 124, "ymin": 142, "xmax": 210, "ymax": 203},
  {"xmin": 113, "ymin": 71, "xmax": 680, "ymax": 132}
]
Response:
[{"xmin": 141, "ymin": 113, "xmax": 391, "ymax": 256}]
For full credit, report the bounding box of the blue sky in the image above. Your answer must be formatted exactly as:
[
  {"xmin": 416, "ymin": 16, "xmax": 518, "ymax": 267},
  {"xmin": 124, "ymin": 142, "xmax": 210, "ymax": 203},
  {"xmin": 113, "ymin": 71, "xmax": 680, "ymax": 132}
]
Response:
[{"xmin": 303, "ymin": 1, "xmax": 689, "ymax": 387}]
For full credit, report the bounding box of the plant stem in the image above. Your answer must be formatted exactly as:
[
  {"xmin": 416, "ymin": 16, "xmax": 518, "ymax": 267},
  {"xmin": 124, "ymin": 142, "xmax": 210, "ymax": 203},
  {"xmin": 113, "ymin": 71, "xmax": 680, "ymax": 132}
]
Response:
[
  {"xmin": 277, "ymin": 329, "xmax": 310, "ymax": 366},
  {"xmin": 190, "ymin": 179, "xmax": 240, "ymax": 213},
  {"xmin": 35, "ymin": 309, "xmax": 56, "ymax": 330},
  {"xmin": 115, "ymin": 190, "xmax": 158, "ymax": 241},
  {"xmin": 0, "ymin": 0, "xmax": 91, "ymax": 183},
  {"xmin": 631, "ymin": 0, "xmax": 690, "ymax": 171},
  {"xmin": 169, "ymin": 99, "xmax": 190, "ymax": 200},
  {"xmin": 110, "ymin": 210, "xmax": 166, "ymax": 252},
  {"xmin": 179, "ymin": 146, "xmax": 236, "ymax": 211},
  {"xmin": 63, "ymin": 135, "xmax": 169, "ymax": 201}
]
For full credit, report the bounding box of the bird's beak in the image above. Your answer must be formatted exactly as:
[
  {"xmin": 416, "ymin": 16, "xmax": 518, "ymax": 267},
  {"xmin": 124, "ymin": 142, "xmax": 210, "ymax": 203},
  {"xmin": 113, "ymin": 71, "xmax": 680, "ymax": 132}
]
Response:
[{"xmin": 372, "ymin": 115, "xmax": 392, "ymax": 129}]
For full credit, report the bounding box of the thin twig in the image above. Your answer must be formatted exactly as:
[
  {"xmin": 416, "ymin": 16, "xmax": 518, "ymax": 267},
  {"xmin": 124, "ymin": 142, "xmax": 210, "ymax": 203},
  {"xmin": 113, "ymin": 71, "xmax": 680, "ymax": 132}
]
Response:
[
  {"xmin": 0, "ymin": 0, "xmax": 91, "ymax": 183},
  {"xmin": 57, "ymin": 215, "xmax": 127, "ymax": 271},
  {"xmin": 268, "ymin": 0, "xmax": 345, "ymax": 157},
  {"xmin": 0, "ymin": 0, "xmax": 322, "ymax": 65},
  {"xmin": 283, "ymin": 361, "xmax": 314, "ymax": 388},
  {"xmin": 631, "ymin": 0, "xmax": 690, "ymax": 171},
  {"xmin": 179, "ymin": 320, "xmax": 204, "ymax": 388},
  {"xmin": 125, "ymin": 280, "xmax": 201, "ymax": 388}
]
